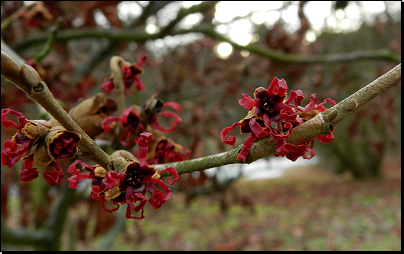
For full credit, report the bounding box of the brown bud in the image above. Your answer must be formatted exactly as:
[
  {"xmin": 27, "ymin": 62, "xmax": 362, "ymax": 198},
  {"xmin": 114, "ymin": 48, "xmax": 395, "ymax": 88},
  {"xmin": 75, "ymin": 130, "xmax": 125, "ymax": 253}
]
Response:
[
  {"xmin": 33, "ymin": 142, "xmax": 53, "ymax": 166},
  {"xmin": 140, "ymin": 95, "xmax": 164, "ymax": 128},
  {"xmin": 21, "ymin": 120, "xmax": 51, "ymax": 140},
  {"xmin": 68, "ymin": 93, "xmax": 117, "ymax": 138},
  {"xmin": 111, "ymin": 150, "xmax": 136, "ymax": 160},
  {"xmin": 47, "ymin": 118, "xmax": 62, "ymax": 127},
  {"xmin": 104, "ymin": 185, "xmax": 121, "ymax": 201},
  {"xmin": 94, "ymin": 165, "xmax": 108, "ymax": 178},
  {"xmin": 112, "ymin": 156, "xmax": 132, "ymax": 173}
]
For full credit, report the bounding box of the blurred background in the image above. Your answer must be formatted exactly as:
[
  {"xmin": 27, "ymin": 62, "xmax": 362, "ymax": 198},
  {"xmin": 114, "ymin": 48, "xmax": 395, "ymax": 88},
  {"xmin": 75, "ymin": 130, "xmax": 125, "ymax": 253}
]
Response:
[{"xmin": 1, "ymin": 1, "xmax": 401, "ymax": 250}]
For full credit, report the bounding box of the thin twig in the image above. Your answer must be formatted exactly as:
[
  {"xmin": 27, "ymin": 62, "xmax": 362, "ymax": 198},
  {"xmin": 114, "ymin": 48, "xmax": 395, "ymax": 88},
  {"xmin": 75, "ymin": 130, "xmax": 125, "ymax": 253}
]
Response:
[
  {"xmin": 34, "ymin": 17, "xmax": 63, "ymax": 63},
  {"xmin": 11, "ymin": 26, "xmax": 400, "ymax": 64}
]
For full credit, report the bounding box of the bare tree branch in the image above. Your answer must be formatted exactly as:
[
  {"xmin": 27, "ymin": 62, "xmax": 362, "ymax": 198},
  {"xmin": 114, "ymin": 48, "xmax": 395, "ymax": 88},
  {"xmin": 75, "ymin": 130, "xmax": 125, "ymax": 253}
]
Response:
[{"xmin": 12, "ymin": 26, "xmax": 400, "ymax": 64}]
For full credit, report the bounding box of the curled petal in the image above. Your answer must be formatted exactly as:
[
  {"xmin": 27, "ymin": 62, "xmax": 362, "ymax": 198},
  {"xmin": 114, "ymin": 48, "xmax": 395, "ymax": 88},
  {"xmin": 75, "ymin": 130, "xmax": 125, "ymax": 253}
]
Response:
[
  {"xmin": 133, "ymin": 77, "xmax": 145, "ymax": 92},
  {"xmin": 101, "ymin": 200, "xmax": 120, "ymax": 213},
  {"xmin": 101, "ymin": 116, "xmax": 120, "ymax": 133},
  {"xmin": 122, "ymin": 66, "xmax": 132, "ymax": 78},
  {"xmin": 91, "ymin": 186, "xmax": 105, "ymax": 200},
  {"xmin": 249, "ymin": 118, "xmax": 267, "ymax": 138},
  {"xmin": 102, "ymin": 171, "xmax": 119, "ymax": 189},
  {"xmin": 273, "ymin": 78, "xmax": 288, "ymax": 97},
  {"xmin": 279, "ymin": 110, "xmax": 297, "ymax": 122},
  {"xmin": 221, "ymin": 122, "xmax": 242, "ymax": 146},
  {"xmin": 237, "ymin": 134, "xmax": 257, "ymax": 162},
  {"xmin": 1, "ymin": 108, "xmax": 27, "ymax": 129},
  {"xmin": 147, "ymin": 184, "xmax": 167, "ymax": 209},
  {"xmin": 137, "ymin": 132, "xmax": 154, "ymax": 166},
  {"xmin": 239, "ymin": 94, "xmax": 256, "ymax": 111},
  {"xmin": 274, "ymin": 102, "xmax": 295, "ymax": 115},
  {"xmin": 267, "ymin": 77, "xmax": 278, "ymax": 96},
  {"xmin": 68, "ymin": 173, "xmax": 93, "ymax": 188},
  {"xmin": 158, "ymin": 167, "xmax": 178, "ymax": 185},
  {"xmin": 68, "ymin": 159, "xmax": 94, "ymax": 174},
  {"xmin": 43, "ymin": 162, "xmax": 64, "ymax": 185},
  {"xmin": 302, "ymin": 94, "xmax": 319, "ymax": 112},
  {"xmin": 152, "ymin": 111, "xmax": 182, "ymax": 133},
  {"xmin": 20, "ymin": 158, "xmax": 38, "ymax": 182},
  {"xmin": 285, "ymin": 90, "xmax": 304, "ymax": 106},
  {"xmin": 100, "ymin": 79, "xmax": 114, "ymax": 93},
  {"xmin": 137, "ymin": 55, "xmax": 147, "ymax": 67},
  {"xmin": 140, "ymin": 132, "xmax": 154, "ymax": 141},
  {"xmin": 163, "ymin": 101, "xmax": 182, "ymax": 114},
  {"xmin": 2, "ymin": 140, "xmax": 32, "ymax": 168},
  {"xmin": 316, "ymin": 98, "xmax": 337, "ymax": 112},
  {"xmin": 120, "ymin": 107, "xmax": 139, "ymax": 125},
  {"xmin": 317, "ymin": 132, "xmax": 334, "ymax": 143},
  {"xmin": 125, "ymin": 187, "xmax": 147, "ymax": 220},
  {"xmin": 147, "ymin": 179, "xmax": 173, "ymax": 209}
]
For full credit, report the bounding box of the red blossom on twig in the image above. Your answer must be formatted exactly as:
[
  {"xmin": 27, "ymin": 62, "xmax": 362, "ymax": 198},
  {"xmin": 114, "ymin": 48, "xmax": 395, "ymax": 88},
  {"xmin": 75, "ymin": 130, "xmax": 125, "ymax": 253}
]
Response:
[
  {"xmin": 221, "ymin": 77, "xmax": 336, "ymax": 162},
  {"xmin": 67, "ymin": 132, "xmax": 178, "ymax": 220}
]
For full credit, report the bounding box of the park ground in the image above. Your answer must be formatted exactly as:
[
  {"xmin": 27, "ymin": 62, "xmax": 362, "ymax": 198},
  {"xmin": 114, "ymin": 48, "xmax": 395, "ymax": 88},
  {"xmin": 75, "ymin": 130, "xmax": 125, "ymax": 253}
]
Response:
[{"xmin": 73, "ymin": 155, "xmax": 401, "ymax": 251}]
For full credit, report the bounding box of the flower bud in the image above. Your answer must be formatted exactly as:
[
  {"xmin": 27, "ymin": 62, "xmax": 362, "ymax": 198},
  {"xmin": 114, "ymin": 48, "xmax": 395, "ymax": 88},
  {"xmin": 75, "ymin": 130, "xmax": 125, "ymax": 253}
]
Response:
[
  {"xmin": 21, "ymin": 120, "xmax": 50, "ymax": 140},
  {"xmin": 69, "ymin": 93, "xmax": 117, "ymax": 138},
  {"xmin": 45, "ymin": 126, "xmax": 81, "ymax": 161},
  {"xmin": 33, "ymin": 142, "xmax": 52, "ymax": 166}
]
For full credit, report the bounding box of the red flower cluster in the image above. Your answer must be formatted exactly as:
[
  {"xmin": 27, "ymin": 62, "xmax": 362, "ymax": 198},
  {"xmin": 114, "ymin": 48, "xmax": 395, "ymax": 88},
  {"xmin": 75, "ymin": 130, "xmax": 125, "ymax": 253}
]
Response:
[
  {"xmin": 221, "ymin": 78, "xmax": 336, "ymax": 162},
  {"xmin": 67, "ymin": 132, "xmax": 178, "ymax": 220},
  {"xmin": 101, "ymin": 55, "xmax": 147, "ymax": 95},
  {"xmin": 1, "ymin": 109, "xmax": 81, "ymax": 184}
]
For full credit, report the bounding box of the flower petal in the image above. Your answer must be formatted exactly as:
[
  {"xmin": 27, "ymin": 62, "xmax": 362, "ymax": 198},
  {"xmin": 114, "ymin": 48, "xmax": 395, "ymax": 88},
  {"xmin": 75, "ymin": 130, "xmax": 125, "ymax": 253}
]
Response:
[
  {"xmin": 152, "ymin": 111, "xmax": 182, "ymax": 133},
  {"xmin": 102, "ymin": 171, "xmax": 119, "ymax": 189},
  {"xmin": 1, "ymin": 108, "xmax": 27, "ymax": 130},
  {"xmin": 43, "ymin": 162, "xmax": 64, "ymax": 185},
  {"xmin": 158, "ymin": 167, "xmax": 178, "ymax": 185},
  {"xmin": 249, "ymin": 118, "xmax": 267, "ymax": 138},
  {"xmin": 236, "ymin": 134, "xmax": 257, "ymax": 162},
  {"xmin": 162, "ymin": 101, "xmax": 182, "ymax": 114},
  {"xmin": 317, "ymin": 132, "xmax": 334, "ymax": 143},
  {"xmin": 20, "ymin": 157, "xmax": 39, "ymax": 182},
  {"xmin": 221, "ymin": 122, "xmax": 242, "ymax": 146},
  {"xmin": 238, "ymin": 94, "xmax": 256, "ymax": 111}
]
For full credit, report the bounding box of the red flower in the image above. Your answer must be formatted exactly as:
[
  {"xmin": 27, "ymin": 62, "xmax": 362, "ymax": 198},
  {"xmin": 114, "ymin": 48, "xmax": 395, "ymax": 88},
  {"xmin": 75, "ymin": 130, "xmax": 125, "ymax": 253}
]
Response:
[
  {"xmin": 43, "ymin": 162, "xmax": 65, "ymax": 185},
  {"xmin": 20, "ymin": 156, "xmax": 39, "ymax": 182},
  {"xmin": 1, "ymin": 109, "xmax": 34, "ymax": 168},
  {"xmin": 46, "ymin": 128, "xmax": 81, "ymax": 161},
  {"xmin": 221, "ymin": 77, "xmax": 336, "ymax": 162},
  {"xmin": 121, "ymin": 55, "xmax": 147, "ymax": 95},
  {"xmin": 100, "ymin": 78, "xmax": 114, "ymax": 93},
  {"xmin": 101, "ymin": 107, "xmax": 146, "ymax": 146},
  {"xmin": 67, "ymin": 160, "xmax": 96, "ymax": 189},
  {"xmin": 101, "ymin": 56, "xmax": 147, "ymax": 95},
  {"xmin": 147, "ymin": 139, "xmax": 191, "ymax": 165},
  {"xmin": 67, "ymin": 132, "xmax": 178, "ymax": 220}
]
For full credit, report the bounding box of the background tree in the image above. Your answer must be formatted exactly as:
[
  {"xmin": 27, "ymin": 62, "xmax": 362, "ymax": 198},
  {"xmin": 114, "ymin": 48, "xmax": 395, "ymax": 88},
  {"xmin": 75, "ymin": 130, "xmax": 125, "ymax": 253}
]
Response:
[{"xmin": 1, "ymin": 1, "xmax": 401, "ymax": 250}]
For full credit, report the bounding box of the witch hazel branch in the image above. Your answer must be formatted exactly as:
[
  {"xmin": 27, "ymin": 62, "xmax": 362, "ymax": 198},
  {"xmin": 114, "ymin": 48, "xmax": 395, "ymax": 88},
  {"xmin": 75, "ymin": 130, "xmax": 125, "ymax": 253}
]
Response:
[{"xmin": 1, "ymin": 50, "xmax": 401, "ymax": 219}]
